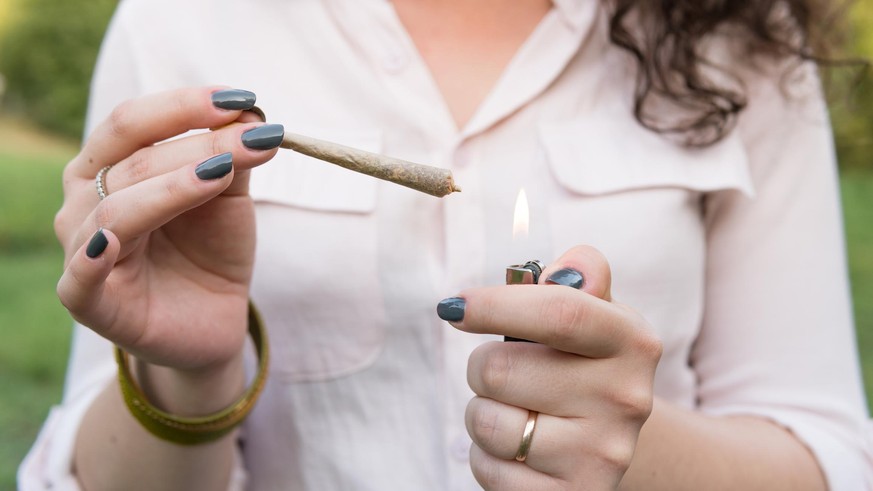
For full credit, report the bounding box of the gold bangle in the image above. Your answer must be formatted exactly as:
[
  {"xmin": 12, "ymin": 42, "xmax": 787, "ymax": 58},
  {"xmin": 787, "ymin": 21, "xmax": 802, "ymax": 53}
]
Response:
[{"xmin": 115, "ymin": 301, "xmax": 269, "ymax": 445}]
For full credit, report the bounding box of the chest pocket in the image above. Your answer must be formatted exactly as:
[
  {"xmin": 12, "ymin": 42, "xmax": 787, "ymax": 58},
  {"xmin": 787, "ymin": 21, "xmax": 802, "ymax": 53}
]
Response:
[
  {"xmin": 538, "ymin": 117, "xmax": 754, "ymax": 383},
  {"xmin": 539, "ymin": 116, "xmax": 754, "ymax": 262},
  {"xmin": 248, "ymin": 129, "xmax": 385, "ymax": 383},
  {"xmin": 539, "ymin": 118, "xmax": 754, "ymax": 197}
]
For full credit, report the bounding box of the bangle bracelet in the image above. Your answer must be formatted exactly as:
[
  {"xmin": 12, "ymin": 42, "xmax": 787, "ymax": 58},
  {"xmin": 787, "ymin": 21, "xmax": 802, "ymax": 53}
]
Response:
[{"xmin": 115, "ymin": 301, "xmax": 269, "ymax": 445}]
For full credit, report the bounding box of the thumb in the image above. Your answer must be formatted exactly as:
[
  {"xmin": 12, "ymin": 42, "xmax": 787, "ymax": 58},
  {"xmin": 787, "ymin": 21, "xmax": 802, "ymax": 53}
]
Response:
[
  {"xmin": 57, "ymin": 228, "xmax": 121, "ymax": 331},
  {"xmin": 539, "ymin": 244, "xmax": 613, "ymax": 301}
]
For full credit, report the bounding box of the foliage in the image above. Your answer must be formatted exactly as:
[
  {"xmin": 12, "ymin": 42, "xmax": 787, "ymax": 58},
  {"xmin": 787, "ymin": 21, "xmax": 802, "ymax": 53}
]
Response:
[
  {"xmin": 828, "ymin": 1, "xmax": 873, "ymax": 171},
  {"xmin": 0, "ymin": 0, "xmax": 117, "ymax": 138}
]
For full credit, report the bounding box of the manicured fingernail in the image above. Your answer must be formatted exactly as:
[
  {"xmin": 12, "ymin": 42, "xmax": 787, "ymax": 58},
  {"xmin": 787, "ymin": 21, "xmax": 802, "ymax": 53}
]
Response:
[
  {"xmin": 242, "ymin": 124, "xmax": 284, "ymax": 150},
  {"xmin": 212, "ymin": 89, "xmax": 256, "ymax": 110},
  {"xmin": 437, "ymin": 297, "xmax": 466, "ymax": 322},
  {"xmin": 86, "ymin": 228, "xmax": 108, "ymax": 258},
  {"xmin": 546, "ymin": 268, "xmax": 584, "ymax": 289},
  {"xmin": 196, "ymin": 152, "xmax": 233, "ymax": 180}
]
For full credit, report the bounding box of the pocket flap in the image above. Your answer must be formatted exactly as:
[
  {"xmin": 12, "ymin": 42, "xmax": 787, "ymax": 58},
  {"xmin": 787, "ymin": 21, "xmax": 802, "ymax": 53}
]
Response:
[
  {"xmin": 249, "ymin": 129, "xmax": 382, "ymax": 213},
  {"xmin": 539, "ymin": 118, "xmax": 754, "ymax": 197}
]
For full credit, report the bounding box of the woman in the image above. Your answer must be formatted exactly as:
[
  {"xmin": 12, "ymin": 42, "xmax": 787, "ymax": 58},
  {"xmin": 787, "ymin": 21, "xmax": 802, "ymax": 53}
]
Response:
[{"xmin": 20, "ymin": 0, "xmax": 872, "ymax": 489}]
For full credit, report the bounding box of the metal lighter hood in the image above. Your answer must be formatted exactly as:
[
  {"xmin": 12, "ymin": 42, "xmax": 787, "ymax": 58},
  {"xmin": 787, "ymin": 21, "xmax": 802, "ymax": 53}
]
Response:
[{"xmin": 505, "ymin": 260, "xmax": 545, "ymax": 285}]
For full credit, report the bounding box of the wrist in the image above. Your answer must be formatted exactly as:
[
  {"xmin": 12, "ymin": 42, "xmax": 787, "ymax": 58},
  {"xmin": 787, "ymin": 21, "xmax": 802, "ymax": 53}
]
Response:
[
  {"xmin": 114, "ymin": 301, "xmax": 269, "ymax": 445},
  {"xmin": 133, "ymin": 353, "xmax": 246, "ymax": 416}
]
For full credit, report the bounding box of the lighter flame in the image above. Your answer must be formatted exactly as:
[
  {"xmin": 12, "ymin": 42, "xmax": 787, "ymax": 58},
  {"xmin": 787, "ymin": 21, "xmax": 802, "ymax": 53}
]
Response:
[{"xmin": 512, "ymin": 188, "xmax": 530, "ymax": 240}]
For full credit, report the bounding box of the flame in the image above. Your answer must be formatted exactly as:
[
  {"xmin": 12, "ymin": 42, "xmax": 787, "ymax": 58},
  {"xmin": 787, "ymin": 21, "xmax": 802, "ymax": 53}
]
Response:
[{"xmin": 512, "ymin": 188, "xmax": 530, "ymax": 240}]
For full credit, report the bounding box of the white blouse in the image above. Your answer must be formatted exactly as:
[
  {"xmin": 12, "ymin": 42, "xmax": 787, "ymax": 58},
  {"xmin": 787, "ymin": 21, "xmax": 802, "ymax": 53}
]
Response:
[{"xmin": 20, "ymin": 0, "xmax": 873, "ymax": 489}]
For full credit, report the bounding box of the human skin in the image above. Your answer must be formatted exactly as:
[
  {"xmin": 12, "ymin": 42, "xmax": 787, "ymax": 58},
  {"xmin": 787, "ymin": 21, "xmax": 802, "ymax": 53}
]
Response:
[
  {"xmin": 57, "ymin": 87, "xmax": 279, "ymax": 491},
  {"xmin": 58, "ymin": 1, "xmax": 828, "ymax": 490},
  {"xmin": 446, "ymin": 245, "xmax": 827, "ymax": 490}
]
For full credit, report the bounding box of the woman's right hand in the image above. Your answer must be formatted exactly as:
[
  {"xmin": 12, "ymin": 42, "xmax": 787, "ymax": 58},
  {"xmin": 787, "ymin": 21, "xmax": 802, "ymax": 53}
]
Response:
[{"xmin": 55, "ymin": 86, "xmax": 284, "ymax": 373}]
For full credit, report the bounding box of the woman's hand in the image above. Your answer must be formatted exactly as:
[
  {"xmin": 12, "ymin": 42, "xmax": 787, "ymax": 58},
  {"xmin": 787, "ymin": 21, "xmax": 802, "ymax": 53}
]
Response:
[
  {"xmin": 439, "ymin": 245, "xmax": 663, "ymax": 490},
  {"xmin": 55, "ymin": 86, "xmax": 284, "ymax": 372}
]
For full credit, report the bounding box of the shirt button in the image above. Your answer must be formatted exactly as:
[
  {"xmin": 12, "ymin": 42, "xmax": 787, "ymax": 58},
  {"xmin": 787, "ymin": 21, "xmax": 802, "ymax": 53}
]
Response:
[
  {"xmin": 382, "ymin": 52, "xmax": 409, "ymax": 73},
  {"xmin": 450, "ymin": 435, "xmax": 471, "ymax": 462}
]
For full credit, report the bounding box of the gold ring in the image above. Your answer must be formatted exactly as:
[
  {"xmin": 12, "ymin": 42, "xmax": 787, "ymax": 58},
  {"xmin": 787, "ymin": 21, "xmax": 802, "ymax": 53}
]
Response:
[
  {"xmin": 515, "ymin": 410, "xmax": 538, "ymax": 462},
  {"xmin": 96, "ymin": 165, "xmax": 113, "ymax": 200}
]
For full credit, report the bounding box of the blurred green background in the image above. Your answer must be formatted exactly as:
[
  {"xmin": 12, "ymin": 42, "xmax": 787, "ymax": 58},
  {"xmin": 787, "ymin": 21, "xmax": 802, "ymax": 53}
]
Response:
[{"xmin": 0, "ymin": 0, "xmax": 871, "ymax": 489}]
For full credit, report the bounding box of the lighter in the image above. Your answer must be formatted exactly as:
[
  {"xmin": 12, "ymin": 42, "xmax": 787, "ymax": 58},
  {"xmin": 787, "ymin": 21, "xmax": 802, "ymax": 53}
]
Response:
[{"xmin": 504, "ymin": 259, "xmax": 545, "ymax": 342}]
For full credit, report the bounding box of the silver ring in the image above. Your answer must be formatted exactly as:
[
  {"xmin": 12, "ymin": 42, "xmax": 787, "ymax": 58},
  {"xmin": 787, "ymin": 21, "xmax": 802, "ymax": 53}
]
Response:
[
  {"xmin": 96, "ymin": 165, "xmax": 113, "ymax": 200},
  {"xmin": 515, "ymin": 410, "xmax": 538, "ymax": 462}
]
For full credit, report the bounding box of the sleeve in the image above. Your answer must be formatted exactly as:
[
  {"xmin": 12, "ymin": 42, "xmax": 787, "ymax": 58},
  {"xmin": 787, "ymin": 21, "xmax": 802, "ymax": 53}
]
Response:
[
  {"xmin": 692, "ymin": 61, "xmax": 873, "ymax": 490},
  {"xmin": 16, "ymin": 4, "xmax": 248, "ymax": 489}
]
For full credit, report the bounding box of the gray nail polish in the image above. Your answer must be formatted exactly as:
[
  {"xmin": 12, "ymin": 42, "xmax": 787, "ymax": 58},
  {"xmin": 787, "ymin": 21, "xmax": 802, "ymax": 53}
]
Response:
[
  {"xmin": 196, "ymin": 152, "xmax": 233, "ymax": 180},
  {"xmin": 86, "ymin": 228, "xmax": 108, "ymax": 258},
  {"xmin": 242, "ymin": 124, "xmax": 284, "ymax": 150},
  {"xmin": 437, "ymin": 297, "xmax": 466, "ymax": 322},
  {"xmin": 212, "ymin": 89, "xmax": 256, "ymax": 110},
  {"xmin": 546, "ymin": 268, "xmax": 584, "ymax": 289}
]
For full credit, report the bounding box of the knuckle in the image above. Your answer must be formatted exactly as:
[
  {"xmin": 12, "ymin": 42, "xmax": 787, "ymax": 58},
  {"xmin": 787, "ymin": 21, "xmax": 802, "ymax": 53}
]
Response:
[
  {"xmin": 57, "ymin": 271, "xmax": 84, "ymax": 314},
  {"xmin": 107, "ymin": 101, "xmax": 134, "ymax": 139},
  {"xmin": 541, "ymin": 294, "xmax": 583, "ymax": 344},
  {"xmin": 61, "ymin": 162, "xmax": 77, "ymax": 189},
  {"xmin": 53, "ymin": 208, "xmax": 69, "ymax": 242},
  {"xmin": 125, "ymin": 152, "xmax": 152, "ymax": 184},
  {"xmin": 162, "ymin": 174, "xmax": 185, "ymax": 201},
  {"xmin": 172, "ymin": 89, "xmax": 190, "ymax": 116},
  {"xmin": 470, "ymin": 452, "xmax": 502, "ymax": 490},
  {"xmin": 598, "ymin": 438, "xmax": 637, "ymax": 473},
  {"xmin": 477, "ymin": 347, "xmax": 512, "ymax": 397},
  {"xmin": 630, "ymin": 324, "xmax": 663, "ymax": 362},
  {"xmin": 56, "ymin": 283, "xmax": 75, "ymax": 312},
  {"xmin": 93, "ymin": 201, "xmax": 115, "ymax": 229},
  {"xmin": 612, "ymin": 384, "xmax": 654, "ymax": 422},
  {"xmin": 468, "ymin": 404, "xmax": 500, "ymax": 448}
]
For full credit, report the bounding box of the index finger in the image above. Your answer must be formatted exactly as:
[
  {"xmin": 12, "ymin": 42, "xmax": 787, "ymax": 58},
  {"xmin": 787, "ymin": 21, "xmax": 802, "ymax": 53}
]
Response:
[
  {"xmin": 442, "ymin": 285, "xmax": 634, "ymax": 358},
  {"xmin": 74, "ymin": 86, "xmax": 256, "ymax": 177}
]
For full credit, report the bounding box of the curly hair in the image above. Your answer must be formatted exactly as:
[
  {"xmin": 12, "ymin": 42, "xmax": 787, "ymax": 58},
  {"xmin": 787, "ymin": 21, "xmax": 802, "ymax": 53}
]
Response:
[{"xmin": 607, "ymin": 0, "xmax": 841, "ymax": 146}]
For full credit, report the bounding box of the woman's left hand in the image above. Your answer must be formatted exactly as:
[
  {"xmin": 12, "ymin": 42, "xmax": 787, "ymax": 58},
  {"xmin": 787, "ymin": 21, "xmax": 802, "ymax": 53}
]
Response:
[{"xmin": 439, "ymin": 245, "xmax": 663, "ymax": 490}]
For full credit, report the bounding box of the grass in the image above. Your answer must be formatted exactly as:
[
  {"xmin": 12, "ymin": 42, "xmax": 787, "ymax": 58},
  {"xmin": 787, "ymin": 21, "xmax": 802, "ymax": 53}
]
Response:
[
  {"xmin": 0, "ymin": 251, "xmax": 70, "ymax": 488},
  {"xmin": 0, "ymin": 125, "xmax": 74, "ymax": 490},
  {"xmin": 0, "ymin": 123, "xmax": 871, "ymax": 490}
]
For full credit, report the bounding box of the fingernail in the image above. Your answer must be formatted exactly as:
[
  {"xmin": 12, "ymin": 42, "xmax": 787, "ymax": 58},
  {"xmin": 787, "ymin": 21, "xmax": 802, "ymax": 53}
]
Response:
[
  {"xmin": 546, "ymin": 268, "xmax": 584, "ymax": 289},
  {"xmin": 195, "ymin": 152, "xmax": 233, "ymax": 180},
  {"xmin": 242, "ymin": 124, "xmax": 284, "ymax": 150},
  {"xmin": 86, "ymin": 228, "xmax": 108, "ymax": 258},
  {"xmin": 437, "ymin": 297, "xmax": 466, "ymax": 322},
  {"xmin": 211, "ymin": 89, "xmax": 256, "ymax": 110}
]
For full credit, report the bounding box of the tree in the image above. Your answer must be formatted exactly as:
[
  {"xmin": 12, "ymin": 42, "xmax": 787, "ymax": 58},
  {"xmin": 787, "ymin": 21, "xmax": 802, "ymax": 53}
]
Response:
[{"xmin": 0, "ymin": 0, "xmax": 118, "ymax": 138}]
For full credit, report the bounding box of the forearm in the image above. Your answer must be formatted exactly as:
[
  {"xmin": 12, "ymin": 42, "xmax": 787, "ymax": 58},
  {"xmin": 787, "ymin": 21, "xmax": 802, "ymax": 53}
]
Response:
[
  {"xmin": 73, "ymin": 354, "xmax": 246, "ymax": 491},
  {"xmin": 619, "ymin": 398, "xmax": 827, "ymax": 491}
]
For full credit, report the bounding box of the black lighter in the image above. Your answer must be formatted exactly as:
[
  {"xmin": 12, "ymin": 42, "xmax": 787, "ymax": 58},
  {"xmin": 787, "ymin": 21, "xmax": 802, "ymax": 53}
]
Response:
[{"xmin": 504, "ymin": 259, "xmax": 545, "ymax": 343}]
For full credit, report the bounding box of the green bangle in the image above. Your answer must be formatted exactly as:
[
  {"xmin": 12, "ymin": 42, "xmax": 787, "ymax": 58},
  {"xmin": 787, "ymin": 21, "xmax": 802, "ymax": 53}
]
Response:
[{"xmin": 115, "ymin": 301, "xmax": 269, "ymax": 445}]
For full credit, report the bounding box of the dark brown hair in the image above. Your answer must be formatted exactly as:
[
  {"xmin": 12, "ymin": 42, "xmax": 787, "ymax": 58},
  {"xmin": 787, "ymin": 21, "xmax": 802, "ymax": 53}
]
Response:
[{"xmin": 607, "ymin": 0, "xmax": 842, "ymax": 147}]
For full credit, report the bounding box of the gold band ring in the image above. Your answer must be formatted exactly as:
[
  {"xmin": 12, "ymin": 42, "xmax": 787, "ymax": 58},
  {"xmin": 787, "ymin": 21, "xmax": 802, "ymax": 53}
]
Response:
[
  {"xmin": 96, "ymin": 165, "xmax": 113, "ymax": 200},
  {"xmin": 515, "ymin": 410, "xmax": 539, "ymax": 462}
]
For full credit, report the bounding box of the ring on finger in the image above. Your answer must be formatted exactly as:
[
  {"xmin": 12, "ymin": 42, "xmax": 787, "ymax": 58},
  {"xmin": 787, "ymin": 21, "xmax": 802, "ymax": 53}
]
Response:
[
  {"xmin": 515, "ymin": 410, "xmax": 539, "ymax": 462},
  {"xmin": 96, "ymin": 165, "xmax": 114, "ymax": 200}
]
